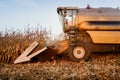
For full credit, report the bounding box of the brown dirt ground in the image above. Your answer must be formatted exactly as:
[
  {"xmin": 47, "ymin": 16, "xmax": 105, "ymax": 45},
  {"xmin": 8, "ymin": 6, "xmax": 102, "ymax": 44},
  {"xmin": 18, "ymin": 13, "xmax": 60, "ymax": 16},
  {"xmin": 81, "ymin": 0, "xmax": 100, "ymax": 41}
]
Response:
[{"xmin": 0, "ymin": 52, "xmax": 120, "ymax": 80}]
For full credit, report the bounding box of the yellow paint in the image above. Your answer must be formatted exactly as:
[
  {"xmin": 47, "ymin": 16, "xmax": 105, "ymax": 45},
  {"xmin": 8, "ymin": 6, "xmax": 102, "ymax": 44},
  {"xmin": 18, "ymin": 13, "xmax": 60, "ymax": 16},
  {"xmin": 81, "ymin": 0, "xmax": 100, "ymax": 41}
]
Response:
[
  {"xmin": 78, "ymin": 22, "xmax": 120, "ymax": 31},
  {"xmin": 56, "ymin": 40, "xmax": 69, "ymax": 54},
  {"xmin": 87, "ymin": 31, "xmax": 120, "ymax": 44}
]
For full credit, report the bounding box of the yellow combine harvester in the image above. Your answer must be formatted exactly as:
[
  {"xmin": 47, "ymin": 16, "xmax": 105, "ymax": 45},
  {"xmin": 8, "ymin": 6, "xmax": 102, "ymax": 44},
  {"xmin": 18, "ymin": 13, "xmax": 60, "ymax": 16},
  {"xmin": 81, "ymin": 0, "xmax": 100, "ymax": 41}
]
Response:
[
  {"xmin": 14, "ymin": 6, "xmax": 120, "ymax": 64},
  {"xmin": 57, "ymin": 6, "xmax": 120, "ymax": 61}
]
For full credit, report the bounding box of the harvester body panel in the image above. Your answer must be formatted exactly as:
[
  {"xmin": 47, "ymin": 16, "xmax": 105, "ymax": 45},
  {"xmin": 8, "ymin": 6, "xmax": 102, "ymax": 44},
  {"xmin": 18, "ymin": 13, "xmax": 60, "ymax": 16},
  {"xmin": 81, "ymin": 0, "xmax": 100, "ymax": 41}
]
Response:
[
  {"xmin": 75, "ymin": 8, "xmax": 120, "ymax": 24},
  {"xmin": 87, "ymin": 31, "xmax": 120, "ymax": 44}
]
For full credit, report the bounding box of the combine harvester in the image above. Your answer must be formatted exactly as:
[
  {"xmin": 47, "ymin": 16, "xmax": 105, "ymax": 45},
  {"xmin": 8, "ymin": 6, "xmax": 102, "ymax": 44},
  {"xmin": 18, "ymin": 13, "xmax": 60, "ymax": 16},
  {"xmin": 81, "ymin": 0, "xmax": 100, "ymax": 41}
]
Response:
[{"xmin": 14, "ymin": 6, "xmax": 120, "ymax": 63}]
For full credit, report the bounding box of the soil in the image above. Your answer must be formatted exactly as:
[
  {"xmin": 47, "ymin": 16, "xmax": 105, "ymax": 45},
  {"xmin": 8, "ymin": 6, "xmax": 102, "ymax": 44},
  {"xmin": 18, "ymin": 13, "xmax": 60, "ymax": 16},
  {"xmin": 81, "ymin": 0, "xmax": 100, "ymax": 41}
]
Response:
[{"xmin": 0, "ymin": 52, "xmax": 120, "ymax": 80}]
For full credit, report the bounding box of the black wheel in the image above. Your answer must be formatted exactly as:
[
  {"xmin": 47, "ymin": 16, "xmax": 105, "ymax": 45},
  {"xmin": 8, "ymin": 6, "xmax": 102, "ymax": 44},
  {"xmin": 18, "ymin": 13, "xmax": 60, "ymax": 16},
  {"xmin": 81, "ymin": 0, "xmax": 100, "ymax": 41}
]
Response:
[{"xmin": 68, "ymin": 43, "xmax": 91, "ymax": 62}]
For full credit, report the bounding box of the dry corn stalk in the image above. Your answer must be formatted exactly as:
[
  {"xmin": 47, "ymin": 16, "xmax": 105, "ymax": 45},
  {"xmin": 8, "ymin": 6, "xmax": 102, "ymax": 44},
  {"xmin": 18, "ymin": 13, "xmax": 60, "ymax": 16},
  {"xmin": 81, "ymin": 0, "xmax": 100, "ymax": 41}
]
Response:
[{"xmin": 0, "ymin": 27, "xmax": 49, "ymax": 63}]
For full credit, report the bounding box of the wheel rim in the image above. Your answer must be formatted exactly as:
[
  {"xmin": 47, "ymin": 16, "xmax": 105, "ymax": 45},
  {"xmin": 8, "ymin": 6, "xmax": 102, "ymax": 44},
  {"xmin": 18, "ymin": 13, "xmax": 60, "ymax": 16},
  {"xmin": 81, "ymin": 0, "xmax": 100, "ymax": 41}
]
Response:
[{"xmin": 73, "ymin": 46, "xmax": 85, "ymax": 59}]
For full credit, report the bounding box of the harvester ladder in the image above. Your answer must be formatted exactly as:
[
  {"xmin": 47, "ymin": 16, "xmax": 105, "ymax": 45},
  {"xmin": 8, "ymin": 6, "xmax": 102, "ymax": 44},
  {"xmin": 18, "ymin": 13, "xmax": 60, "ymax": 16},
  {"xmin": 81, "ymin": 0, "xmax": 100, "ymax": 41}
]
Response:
[{"xmin": 69, "ymin": 27, "xmax": 77, "ymax": 46}]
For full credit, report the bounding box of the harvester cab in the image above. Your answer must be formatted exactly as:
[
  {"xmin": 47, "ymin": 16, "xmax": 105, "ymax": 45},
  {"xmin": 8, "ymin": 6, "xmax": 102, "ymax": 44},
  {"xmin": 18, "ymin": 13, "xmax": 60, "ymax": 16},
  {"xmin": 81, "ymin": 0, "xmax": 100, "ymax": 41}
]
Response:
[{"xmin": 57, "ymin": 7, "xmax": 78, "ymax": 32}]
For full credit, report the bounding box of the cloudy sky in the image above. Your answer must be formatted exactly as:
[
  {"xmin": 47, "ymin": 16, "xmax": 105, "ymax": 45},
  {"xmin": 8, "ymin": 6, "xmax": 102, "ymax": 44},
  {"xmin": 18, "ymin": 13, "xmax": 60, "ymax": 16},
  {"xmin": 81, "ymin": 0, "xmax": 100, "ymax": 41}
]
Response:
[{"xmin": 0, "ymin": 0, "xmax": 120, "ymax": 35}]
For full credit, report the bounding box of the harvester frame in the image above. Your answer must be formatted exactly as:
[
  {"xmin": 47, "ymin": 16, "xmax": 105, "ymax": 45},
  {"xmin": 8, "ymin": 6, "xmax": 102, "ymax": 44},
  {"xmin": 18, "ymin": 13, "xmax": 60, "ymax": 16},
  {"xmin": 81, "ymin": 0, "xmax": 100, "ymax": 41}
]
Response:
[{"xmin": 57, "ymin": 6, "xmax": 120, "ymax": 61}]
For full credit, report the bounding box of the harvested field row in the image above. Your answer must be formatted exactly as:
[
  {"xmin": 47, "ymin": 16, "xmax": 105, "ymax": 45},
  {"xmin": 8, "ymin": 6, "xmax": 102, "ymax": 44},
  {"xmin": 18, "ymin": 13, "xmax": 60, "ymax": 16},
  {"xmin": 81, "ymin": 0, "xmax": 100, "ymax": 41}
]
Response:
[{"xmin": 0, "ymin": 52, "xmax": 120, "ymax": 80}]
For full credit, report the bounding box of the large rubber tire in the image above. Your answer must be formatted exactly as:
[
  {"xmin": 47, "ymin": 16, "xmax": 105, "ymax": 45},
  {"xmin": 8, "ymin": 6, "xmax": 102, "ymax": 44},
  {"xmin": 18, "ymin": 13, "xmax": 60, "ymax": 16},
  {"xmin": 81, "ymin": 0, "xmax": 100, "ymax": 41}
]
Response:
[{"xmin": 68, "ymin": 43, "xmax": 91, "ymax": 62}]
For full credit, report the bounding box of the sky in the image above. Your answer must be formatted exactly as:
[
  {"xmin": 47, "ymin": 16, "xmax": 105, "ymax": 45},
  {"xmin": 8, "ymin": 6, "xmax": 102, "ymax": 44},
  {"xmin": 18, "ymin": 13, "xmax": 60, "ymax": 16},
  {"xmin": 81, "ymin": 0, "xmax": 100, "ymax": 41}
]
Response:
[{"xmin": 0, "ymin": 0, "xmax": 120, "ymax": 35}]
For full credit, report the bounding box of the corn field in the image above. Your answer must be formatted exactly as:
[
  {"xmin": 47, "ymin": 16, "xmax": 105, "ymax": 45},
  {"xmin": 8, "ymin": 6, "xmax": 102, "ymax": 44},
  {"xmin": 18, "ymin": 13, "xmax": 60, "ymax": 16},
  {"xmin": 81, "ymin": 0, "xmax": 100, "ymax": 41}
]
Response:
[{"xmin": 0, "ymin": 26, "xmax": 50, "ymax": 64}]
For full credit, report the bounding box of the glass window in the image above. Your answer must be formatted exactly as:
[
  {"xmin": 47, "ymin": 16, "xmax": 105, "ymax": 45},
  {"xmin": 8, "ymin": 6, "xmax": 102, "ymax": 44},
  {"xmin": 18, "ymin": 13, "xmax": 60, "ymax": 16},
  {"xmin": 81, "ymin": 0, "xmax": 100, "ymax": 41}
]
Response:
[{"xmin": 57, "ymin": 8, "xmax": 78, "ymax": 28}]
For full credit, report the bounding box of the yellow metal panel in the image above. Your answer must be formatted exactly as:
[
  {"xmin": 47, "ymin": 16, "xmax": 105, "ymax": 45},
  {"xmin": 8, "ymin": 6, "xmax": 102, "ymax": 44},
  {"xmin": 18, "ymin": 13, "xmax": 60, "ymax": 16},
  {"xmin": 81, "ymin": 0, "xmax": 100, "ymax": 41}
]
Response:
[
  {"xmin": 75, "ymin": 15, "xmax": 120, "ymax": 24},
  {"xmin": 78, "ymin": 22, "xmax": 120, "ymax": 31},
  {"xmin": 87, "ymin": 31, "xmax": 120, "ymax": 44},
  {"xmin": 75, "ymin": 8, "xmax": 120, "ymax": 24}
]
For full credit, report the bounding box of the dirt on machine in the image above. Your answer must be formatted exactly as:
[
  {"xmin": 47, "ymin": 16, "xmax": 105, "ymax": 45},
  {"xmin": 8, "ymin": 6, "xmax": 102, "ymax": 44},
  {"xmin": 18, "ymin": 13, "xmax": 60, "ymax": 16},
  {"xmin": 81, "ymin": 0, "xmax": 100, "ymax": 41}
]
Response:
[{"xmin": 14, "ymin": 6, "xmax": 120, "ymax": 63}]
